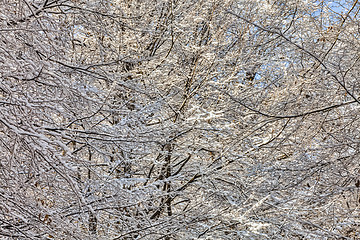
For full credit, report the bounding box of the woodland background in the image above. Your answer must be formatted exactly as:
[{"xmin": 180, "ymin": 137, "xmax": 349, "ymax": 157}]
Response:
[{"xmin": 1, "ymin": 0, "xmax": 360, "ymax": 239}]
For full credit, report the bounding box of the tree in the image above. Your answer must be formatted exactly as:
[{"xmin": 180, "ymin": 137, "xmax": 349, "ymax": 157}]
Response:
[{"xmin": 1, "ymin": 0, "xmax": 360, "ymax": 239}]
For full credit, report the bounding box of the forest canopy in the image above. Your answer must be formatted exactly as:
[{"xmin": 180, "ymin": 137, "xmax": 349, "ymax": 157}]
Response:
[{"xmin": 1, "ymin": 0, "xmax": 360, "ymax": 239}]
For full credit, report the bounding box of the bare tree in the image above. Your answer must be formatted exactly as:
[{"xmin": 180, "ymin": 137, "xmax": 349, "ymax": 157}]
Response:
[{"xmin": 1, "ymin": 0, "xmax": 360, "ymax": 239}]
